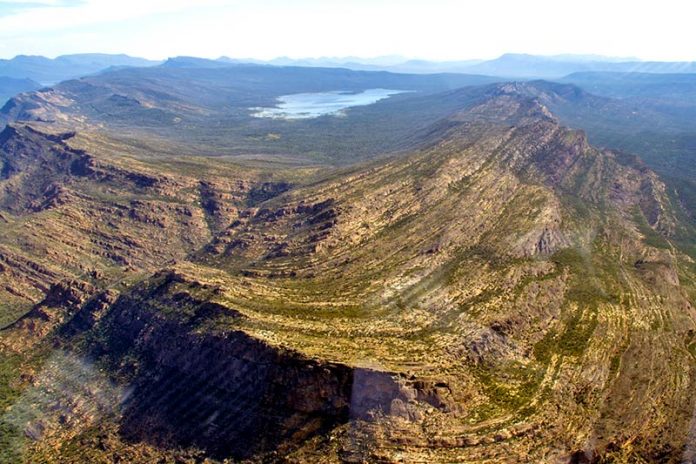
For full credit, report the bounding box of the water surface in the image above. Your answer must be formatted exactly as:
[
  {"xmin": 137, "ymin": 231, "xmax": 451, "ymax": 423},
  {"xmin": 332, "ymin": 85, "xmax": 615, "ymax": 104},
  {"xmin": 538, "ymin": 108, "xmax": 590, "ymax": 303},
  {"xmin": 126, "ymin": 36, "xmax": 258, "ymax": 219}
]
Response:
[{"xmin": 251, "ymin": 88, "xmax": 407, "ymax": 119}]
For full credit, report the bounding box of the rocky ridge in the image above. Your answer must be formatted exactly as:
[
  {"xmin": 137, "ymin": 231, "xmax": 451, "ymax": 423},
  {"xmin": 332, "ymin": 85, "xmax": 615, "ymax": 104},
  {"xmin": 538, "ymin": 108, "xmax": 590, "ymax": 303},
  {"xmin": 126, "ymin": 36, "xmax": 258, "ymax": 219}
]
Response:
[{"xmin": 0, "ymin": 82, "xmax": 694, "ymax": 463}]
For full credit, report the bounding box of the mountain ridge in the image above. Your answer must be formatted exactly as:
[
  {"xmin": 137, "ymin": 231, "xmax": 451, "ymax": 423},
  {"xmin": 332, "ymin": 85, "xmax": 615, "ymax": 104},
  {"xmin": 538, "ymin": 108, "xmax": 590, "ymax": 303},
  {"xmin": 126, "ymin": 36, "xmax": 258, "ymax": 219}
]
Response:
[{"xmin": 1, "ymin": 77, "xmax": 694, "ymax": 462}]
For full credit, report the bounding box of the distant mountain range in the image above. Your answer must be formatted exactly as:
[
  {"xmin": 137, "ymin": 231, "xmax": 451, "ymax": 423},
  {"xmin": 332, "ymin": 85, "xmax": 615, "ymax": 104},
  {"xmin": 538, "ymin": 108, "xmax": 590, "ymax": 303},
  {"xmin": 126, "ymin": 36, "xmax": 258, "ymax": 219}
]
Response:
[
  {"xmin": 219, "ymin": 53, "xmax": 696, "ymax": 78},
  {"xmin": 461, "ymin": 53, "xmax": 696, "ymax": 78},
  {"xmin": 160, "ymin": 54, "xmax": 696, "ymax": 80},
  {"xmin": 0, "ymin": 53, "xmax": 162, "ymax": 84},
  {"xmin": 1, "ymin": 52, "xmax": 695, "ymax": 88},
  {"xmin": 1, "ymin": 52, "xmax": 695, "ymax": 109}
]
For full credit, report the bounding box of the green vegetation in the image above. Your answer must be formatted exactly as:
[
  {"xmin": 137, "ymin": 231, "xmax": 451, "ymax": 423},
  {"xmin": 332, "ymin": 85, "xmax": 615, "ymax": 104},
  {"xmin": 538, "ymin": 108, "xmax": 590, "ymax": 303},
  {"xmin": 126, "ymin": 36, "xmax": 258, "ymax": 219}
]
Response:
[
  {"xmin": 0, "ymin": 301, "xmax": 32, "ymax": 329},
  {"xmin": 472, "ymin": 361, "xmax": 545, "ymax": 420},
  {"xmin": 556, "ymin": 308, "xmax": 599, "ymax": 356},
  {"xmin": 632, "ymin": 206, "xmax": 671, "ymax": 249},
  {"xmin": 532, "ymin": 309, "xmax": 600, "ymax": 365},
  {"xmin": 533, "ymin": 247, "xmax": 616, "ymax": 363},
  {"xmin": 0, "ymin": 352, "xmax": 23, "ymax": 413},
  {"xmin": 0, "ymin": 347, "xmax": 51, "ymax": 463}
]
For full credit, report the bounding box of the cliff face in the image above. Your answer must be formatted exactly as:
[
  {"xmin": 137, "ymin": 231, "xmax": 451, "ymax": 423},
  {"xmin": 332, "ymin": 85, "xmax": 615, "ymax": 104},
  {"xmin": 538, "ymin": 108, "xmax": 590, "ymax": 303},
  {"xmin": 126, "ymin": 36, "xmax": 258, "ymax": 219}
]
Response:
[
  {"xmin": 111, "ymin": 315, "xmax": 354, "ymax": 460},
  {"xmin": 54, "ymin": 271, "xmax": 455, "ymax": 461}
]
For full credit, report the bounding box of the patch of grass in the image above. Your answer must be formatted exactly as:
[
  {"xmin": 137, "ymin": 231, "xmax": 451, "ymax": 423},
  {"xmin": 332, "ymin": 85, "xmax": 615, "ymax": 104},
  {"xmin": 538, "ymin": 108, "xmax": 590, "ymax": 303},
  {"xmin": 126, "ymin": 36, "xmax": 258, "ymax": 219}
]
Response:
[
  {"xmin": 473, "ymin": 362, "xmax": 545, "ymax": 416},
  {"xmin": 632, "ymin": 206, "xmax": 671, "ymax": 250},
  {"xmin": 0, "ymin": 347, "xmax": 51, "ymax": 463},
  {"xmin": 534, "ymin": 249, "xmax": 606, "ymax": 363},
  {"xmin": 0, "ymin": 300, "xmax": 33, "ymax": 329},
  {"xmin": 557, "ymin": 309, "xmax": 599, "ymax": 356},
  {"xmin": 0, "ymin": 352, "xmax": 24, "ymax": 412},
  {"xmin": 608, "ymin": 352, "xmax": 622, "ymax": 377},
  {"xmin": 534, "ymin": 307, "xmax": 598, "ymax": 362},
  {"xmin": 0, "ymin": 420, "xmax": 24, "ymax": 464},
  {"xmin": 687, "ymin": 341, "xmax": 696, "ymax": 359},
  {"xmin": 533, "ymin": 328, "xmax": 558, "ymax": 365},
  {"xmin": 551, "ymin": 247, "xmax": 586, "ymax": 271}
]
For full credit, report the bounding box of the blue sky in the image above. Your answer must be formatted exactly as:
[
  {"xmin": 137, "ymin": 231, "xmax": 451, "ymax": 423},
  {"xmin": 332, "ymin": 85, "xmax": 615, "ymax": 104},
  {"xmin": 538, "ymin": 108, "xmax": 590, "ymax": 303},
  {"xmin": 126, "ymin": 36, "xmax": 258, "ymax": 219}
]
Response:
[{"xmin": 0, "ymin": 0, "xmax": 694, "ymax": 61}]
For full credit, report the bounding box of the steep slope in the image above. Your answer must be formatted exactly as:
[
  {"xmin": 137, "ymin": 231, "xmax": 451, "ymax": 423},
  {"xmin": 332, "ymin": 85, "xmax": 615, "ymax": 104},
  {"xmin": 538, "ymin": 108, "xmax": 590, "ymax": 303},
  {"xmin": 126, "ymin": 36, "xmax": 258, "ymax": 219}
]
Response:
[
  {"xmin": 500, "ymin": 80, "xmax": 696, "ymax": 239},
  {"xmin": 0, "ymin": 82, "xmax": 695, "ymax": 463}
]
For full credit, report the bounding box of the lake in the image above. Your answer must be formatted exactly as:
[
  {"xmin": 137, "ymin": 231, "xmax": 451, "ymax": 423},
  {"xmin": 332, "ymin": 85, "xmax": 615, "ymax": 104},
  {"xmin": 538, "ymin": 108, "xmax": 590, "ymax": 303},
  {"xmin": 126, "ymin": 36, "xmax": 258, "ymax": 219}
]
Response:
[{"xmin": 251, "ymin": 88, "xmax": 407, "ymax": 119}]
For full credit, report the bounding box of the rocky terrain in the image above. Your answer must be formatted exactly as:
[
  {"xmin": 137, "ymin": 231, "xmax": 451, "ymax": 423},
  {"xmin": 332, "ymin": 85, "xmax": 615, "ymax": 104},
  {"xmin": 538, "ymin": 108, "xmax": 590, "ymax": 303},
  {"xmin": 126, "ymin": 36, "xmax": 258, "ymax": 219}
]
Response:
[{"xmin": 0, "ymin": 75, "xmax": 695, "ymax": 463}]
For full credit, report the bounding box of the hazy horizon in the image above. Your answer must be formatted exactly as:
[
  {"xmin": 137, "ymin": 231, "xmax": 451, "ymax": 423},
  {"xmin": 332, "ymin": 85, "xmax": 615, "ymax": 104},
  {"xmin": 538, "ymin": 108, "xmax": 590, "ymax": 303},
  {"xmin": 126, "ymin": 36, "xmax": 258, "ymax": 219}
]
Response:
[
  {"xmin": 0, "ymin": 51, "xmax": 657, "ymax": 63},
  {"xmin": 0, "ymin": 0, "xmax": 694, "ymax": 62}
]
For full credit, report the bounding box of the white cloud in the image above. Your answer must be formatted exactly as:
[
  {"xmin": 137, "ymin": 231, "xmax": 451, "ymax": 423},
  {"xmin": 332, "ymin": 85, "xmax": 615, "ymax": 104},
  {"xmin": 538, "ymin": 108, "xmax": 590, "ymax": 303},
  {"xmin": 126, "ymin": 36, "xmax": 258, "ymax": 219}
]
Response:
[{"xmin": 0, "ymin": 0, "xmax": 228, "ymax": 35}]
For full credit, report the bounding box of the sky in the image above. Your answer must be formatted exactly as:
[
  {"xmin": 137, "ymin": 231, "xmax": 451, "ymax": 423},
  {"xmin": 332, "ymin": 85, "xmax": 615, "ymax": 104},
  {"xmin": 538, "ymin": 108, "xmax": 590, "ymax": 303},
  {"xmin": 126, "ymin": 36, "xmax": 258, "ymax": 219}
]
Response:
[{"xmin": 0, "ymin": 0, "xmax": 694, "ymax": 62}]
